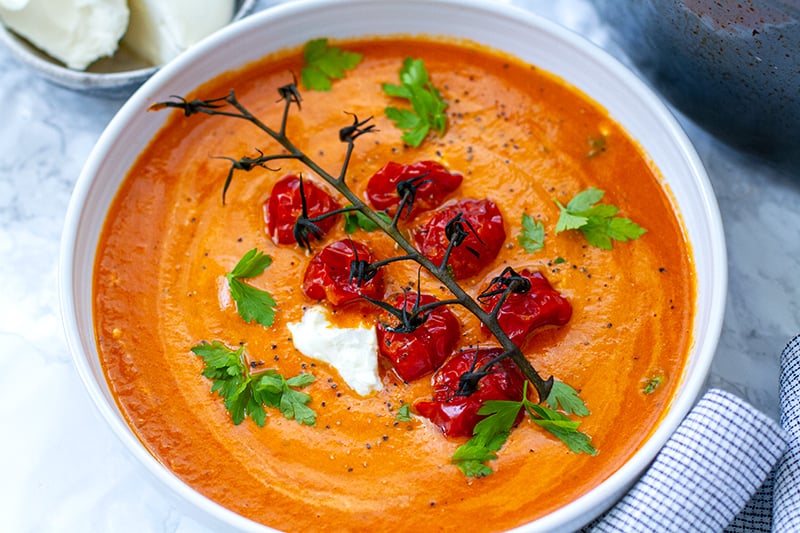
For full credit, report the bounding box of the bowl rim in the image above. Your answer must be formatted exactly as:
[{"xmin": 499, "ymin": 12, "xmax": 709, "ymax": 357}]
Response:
[{"xmin": 59, "ymin": 0, "xmax": 727, "ymax": 531}]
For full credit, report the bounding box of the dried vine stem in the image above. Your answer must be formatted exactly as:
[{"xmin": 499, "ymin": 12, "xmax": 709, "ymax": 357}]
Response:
[{"xmin": 152, "ymin": 86, "xmax": 554, "ymax": 402}]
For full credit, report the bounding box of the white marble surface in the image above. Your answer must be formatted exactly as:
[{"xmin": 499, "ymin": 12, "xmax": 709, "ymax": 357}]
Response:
[{"xmin": 0, "ymin": 1, "xmax": 797, "ymax": 532}]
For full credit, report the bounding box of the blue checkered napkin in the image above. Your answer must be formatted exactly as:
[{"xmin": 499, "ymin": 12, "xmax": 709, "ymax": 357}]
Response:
[
  {"xmin": 769, "ymin": 334, "xmax": 800, "ymax": 531},
  {"xmin": 589, "ymin": 388, "xmax": 787, "ymax": 533},
  {"xmin": 725, "ymin": 334, "xmax": 800, "ymax": 532},
  {"xmin": 725, "ymin": 471, "xmax": 775, "ymax": 532}
]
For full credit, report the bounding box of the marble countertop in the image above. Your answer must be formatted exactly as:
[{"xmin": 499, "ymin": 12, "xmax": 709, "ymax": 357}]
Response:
[{"xmin": 1, "ymin": 1, "xmax": 797, "ymax": 531}]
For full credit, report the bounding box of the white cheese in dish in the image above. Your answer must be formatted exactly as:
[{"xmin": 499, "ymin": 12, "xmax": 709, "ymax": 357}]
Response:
[
  {"xmin": 0, "ymin": 0, "xmax": 129, "ymax": 70},
  {"xmin": 122, "ymin": 0, "xmax": 234, "ymax": 66},
  {"xmin": 287, "ymin": 306, "xmax": 382, "ymax": 397}
]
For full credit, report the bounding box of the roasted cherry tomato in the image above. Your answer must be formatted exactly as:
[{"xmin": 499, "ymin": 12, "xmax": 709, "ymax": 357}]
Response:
[
  {"xmin": 365, "ymin": 160, "xmax": 462, "ymax": 219},
  {"xmin": 479, "ymin": 269, "xmax": 572, "ymax": 349},
  {"xmin": 377, "ymin": 293, "xmax": 460, "ymax": 382},
  {"xmin": 302, "ymin": 239, "xmax": 384, "ymax": 306},
  {"xmin": 264, "ymin": 174, "xmax": 341, "ymax": 245},
  {"xmin": 413, "ymin": 198, "xmax": 506, "ymax": 279},
  {"xmin": 415, "ymin": 347, "xmax": 526, "ymax": 438}
]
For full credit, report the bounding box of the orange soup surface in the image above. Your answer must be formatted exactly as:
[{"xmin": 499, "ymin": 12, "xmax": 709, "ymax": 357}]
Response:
[{"xmin": 94, "ymin": 37, "xmax": 695, "ymax": 532}]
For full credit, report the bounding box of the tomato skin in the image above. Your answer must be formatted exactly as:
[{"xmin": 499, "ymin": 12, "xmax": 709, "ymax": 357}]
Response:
[
  {"xmin": 480, "ymin": 269, "xmax": 572, "ymax": 349},
  {"xmin": 302, "ymin": 240, "xmax": 384, "ymax": 306},
  {"xmin": 377, "ymin": 293, "xmax": 460, "ymax": 382},
  {"xmin": 264, "ymin": 174, "xmax": 341, "ymax": 245},
  {"xmin": 365, "ymin": 160, "xmax": 462, "ymax": 219},
  {"xmin": 415, "ymin": 347, "xmax": 526, "ymax": 438},
  {"xmin": 413, "ymin": 198, "xmax": 506, "ymax": 279}
]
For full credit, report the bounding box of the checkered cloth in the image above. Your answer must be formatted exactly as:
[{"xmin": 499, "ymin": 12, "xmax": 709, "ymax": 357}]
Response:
[{"xmin": 586, "ymin": 334, "xmax": 800, "ymax": 532}]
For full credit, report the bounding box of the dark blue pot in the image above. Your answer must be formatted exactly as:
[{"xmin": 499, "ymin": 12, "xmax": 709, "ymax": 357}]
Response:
[{"xmin": 592, "ymin": 0, "xmax": 799, "ymax": 166}]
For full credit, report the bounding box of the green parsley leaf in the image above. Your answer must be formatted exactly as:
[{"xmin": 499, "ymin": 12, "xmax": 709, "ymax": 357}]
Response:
[
  {"xmin": 452, "ymin": 400, "xmax": 521, "ymax": 477},
  {"xmin": 278, "ymin": 384, "xmax": 316, "ymax": 425},
  {"xmin": 555, "ymin": 187, "xmax": 603, "ymax": 232},
  {"xmin": 301, "ymin": 38, "xmax": 363, "ymax": 91},
  {"xmin": 287, "ymin": 373, "xmax": 316, "ymax": 388},
  {"xmin": 395, "ymin": 404, "xmax": 412, "ymax": 422},
  {"xmin": 527, "ymin": 403, "xmax": 597, "ymax": 455},
  {"xmin": 226, "ymin": 248, "xmax": 278, "ymax": 327},
  {"xmin": 191, "ymin": 340, "xmax": 316, "ymax": 427},
  {"xmin": 229, "ymin": 247, "xmax": 273, "ymax": 278},
  {"xmin": 343, "ymin": 206, "xmax": 392, "ymax": 234},
  {"xmin": 517, "ymin": 213, "xmax": 545, "ymax": 252},
  {"xmin": 475, "ymin": 400, "xmax": 524, "ymax": 436},
  {"xmin": 546, "ymin": 381, "xmax": 590, "ymax": 416},
  {"xmin": 555, "ymin": 187, "xmax": 646, "ymax": 249},
  {"xmin": 564, "ymin": 186, "xmax": 605, "ymax": 212},
  {"xmin": 192, "ymin": 340, "xmax": 242, "ymax": 377},
  {"xmin": 587, "ymin": 135, "xmax": 607, "ymax": 157},
  {"xmin": 526, "ymin": 382, "xmax": 596, "ymax": 455},
  {"xmin": 383, "ymin": 57, "xmax": 448, "ymax": 147},
  {"xmin": 642, "ymin": 375, "xmax": 664, "ymax": 395},
  {"xmin": 451, "ymin": 430, "xmax": 509, "ymax": 478}
]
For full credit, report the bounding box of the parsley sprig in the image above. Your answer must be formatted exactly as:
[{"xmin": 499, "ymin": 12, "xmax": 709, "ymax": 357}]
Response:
[
  {"xmin": 383, "ymin": 57, "xmax": 448, "ymax": 147},
  {"xmin": 226, "ymin": 248, "xmax": 277, "ymax": 327},
  {"xmin": 555, "ymin": 187, "xmax": 646, "ymax": 250},
  {"xmin": 301, "ymin": 38, "xmax": 363, "ymax": 91},
  {"xmin": 517, "ymin": 213, "xmax": 545, "ymax": 252},
  {"xmin": 452, "ymin": 381, "xmax": 596, "ymax": 477},
  {"xmin": 191, "ymin": 340, "xmax": 316, "ymax": 427}
]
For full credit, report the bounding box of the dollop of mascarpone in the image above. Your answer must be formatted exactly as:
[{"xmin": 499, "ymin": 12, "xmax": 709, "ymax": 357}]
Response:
[
  {"xmin": 0, "ymin": 0, "xmax": 129, "ymax": 70},
  {"xmin": 287, "ymin": 306, "xmax": 382, "ymax": 397},
  {"xmin": 122, "ymin": 0, "xmax": 234, "ymax": 66}
]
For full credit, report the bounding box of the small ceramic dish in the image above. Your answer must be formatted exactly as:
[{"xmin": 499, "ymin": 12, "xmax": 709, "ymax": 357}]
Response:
[
  {"xmin": 0, "ymin": 0, "xmax": 256, "ymax": 95},
  {"xmin": 591, "ymin": 0, "xmax": 800, "ymax": 165}
]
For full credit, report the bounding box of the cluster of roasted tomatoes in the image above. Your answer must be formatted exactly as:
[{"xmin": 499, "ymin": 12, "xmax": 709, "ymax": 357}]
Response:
[{"xmin": 264, "ymin": 160, "xmax": 572, "ymax": 438}]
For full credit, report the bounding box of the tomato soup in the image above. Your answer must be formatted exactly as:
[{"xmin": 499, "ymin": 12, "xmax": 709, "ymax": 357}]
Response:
[{"xmin": 94, "ymin": 37, "xmax": 694, "ymax": 532}]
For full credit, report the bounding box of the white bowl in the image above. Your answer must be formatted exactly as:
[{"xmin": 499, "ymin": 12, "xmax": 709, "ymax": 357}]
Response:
[
  {"xmin": 59, "ymin": 0, "xmax": 727, "ymax": 531},
  {"xmin": 0, "ymin": 0, "xmax": 257, "ymax": 95}
]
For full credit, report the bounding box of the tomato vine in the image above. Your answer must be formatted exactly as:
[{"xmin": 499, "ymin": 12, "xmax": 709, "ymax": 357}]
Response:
[{"xmin": 153, "ymin": 83, "xmax": 555, "ymax": 403}]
